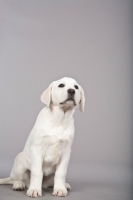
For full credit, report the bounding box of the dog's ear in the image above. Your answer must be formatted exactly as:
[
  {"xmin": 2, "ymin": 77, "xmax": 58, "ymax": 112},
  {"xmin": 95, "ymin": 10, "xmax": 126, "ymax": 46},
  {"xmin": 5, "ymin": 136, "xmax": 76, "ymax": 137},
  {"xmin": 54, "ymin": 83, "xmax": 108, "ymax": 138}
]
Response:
[
  {"xmin": 79, "ymin": 87, "xmax": 85, "ymax": 112},
  {"xmin": 40, "ymin": 82, "xmax": 53, "ymax": 107}
]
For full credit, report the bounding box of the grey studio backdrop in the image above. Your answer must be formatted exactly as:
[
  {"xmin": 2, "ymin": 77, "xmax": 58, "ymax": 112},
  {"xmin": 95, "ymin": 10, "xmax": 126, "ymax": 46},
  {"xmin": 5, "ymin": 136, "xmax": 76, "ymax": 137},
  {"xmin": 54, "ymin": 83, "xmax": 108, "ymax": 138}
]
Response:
[{"xmin": 0, "ymin": 0, "xmax": 133, "ymax": 200}]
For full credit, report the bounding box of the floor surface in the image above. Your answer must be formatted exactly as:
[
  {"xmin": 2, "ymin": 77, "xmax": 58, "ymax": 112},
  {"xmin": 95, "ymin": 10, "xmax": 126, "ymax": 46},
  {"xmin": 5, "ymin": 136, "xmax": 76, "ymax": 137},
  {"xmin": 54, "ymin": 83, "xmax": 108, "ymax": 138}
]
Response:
[{"xmin": 0, "ymin": 161, "xmax": 132, "ymax": 200}]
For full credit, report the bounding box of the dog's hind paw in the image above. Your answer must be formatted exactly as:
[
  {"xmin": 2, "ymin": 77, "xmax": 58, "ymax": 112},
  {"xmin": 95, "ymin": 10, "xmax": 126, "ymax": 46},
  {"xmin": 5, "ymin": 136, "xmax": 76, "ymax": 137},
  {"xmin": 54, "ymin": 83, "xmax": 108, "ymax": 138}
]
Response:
[
  {"xmin": 13, "ymin": 181, "xmax": 25, "ymax": 191},
  {"xmin": 65, "ymin": 183, "xmax": 71, "ymax": 190}
]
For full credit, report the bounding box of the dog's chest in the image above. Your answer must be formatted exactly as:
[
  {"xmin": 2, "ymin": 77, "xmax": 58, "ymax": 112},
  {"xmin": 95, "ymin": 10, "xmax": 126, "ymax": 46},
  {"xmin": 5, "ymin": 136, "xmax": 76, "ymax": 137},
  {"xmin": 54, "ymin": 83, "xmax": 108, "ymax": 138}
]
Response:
[
  {"xmin": 42, "ymin": 137, "xmax": 67, "ymax": 176},
  {"xmin": 42, "ymin": 127, "xmax": 72, "ymax": 175}
]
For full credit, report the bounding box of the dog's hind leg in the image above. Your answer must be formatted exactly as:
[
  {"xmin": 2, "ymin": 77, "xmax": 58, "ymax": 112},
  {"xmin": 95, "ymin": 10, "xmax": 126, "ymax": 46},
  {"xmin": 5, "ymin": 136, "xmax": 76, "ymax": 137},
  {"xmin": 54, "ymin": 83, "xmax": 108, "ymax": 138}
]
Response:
[
  {"xmin": 10, "ymin": 152, "xmax": 30, "ymax": 191},
  {"xmin": 42, "ymin": 174, "xmax": 54, "ymax": 189}
]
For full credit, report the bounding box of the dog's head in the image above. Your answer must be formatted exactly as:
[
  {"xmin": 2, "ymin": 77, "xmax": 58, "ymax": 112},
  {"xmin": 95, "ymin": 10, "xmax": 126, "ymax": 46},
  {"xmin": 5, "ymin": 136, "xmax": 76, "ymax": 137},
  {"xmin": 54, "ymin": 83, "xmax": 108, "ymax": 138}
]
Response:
[{"xmin": 41, "ymin": 77, "xmax": 85, "ymax": 112}]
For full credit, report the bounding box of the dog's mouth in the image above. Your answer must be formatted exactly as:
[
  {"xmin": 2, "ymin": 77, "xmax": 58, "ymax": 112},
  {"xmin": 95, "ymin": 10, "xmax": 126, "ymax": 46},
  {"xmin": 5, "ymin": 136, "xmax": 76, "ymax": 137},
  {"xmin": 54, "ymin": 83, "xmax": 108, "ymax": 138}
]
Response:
[
  {"xmin": 66, "ymin": 98, "xmax": 74, "ymax": 101},
  {"xmin": 60, "ymin": 98, "xmax": 76, "ymax": 106}
]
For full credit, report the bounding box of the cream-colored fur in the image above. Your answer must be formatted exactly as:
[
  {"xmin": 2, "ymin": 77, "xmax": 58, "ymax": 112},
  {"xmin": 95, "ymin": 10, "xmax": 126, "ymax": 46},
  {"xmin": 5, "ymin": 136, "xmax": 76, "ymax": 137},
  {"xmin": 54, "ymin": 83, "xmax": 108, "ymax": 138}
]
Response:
[{"xmin": 0, "ymin": 77, "xmax": 85, "ymax": 197}]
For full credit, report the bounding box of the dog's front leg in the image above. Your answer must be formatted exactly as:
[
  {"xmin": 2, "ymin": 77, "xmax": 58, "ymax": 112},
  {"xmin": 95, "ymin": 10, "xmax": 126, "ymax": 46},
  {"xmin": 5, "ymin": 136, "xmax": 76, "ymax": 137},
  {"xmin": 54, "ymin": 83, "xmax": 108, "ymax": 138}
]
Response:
[
  {"xmin": 53, "ymin": 148, "xmax": 71, "ymax": 197},
  {"xmin": 27, "ymin": 146, "xmax": 43, "ymax": 198}
]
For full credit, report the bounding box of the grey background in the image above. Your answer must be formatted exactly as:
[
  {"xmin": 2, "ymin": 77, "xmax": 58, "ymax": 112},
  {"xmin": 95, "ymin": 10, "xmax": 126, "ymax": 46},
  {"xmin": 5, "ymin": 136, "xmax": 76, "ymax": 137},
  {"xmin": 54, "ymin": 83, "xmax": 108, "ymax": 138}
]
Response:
[{"xmin": 0, "ymin": 0, "xmax": 133, "ymax": 199}]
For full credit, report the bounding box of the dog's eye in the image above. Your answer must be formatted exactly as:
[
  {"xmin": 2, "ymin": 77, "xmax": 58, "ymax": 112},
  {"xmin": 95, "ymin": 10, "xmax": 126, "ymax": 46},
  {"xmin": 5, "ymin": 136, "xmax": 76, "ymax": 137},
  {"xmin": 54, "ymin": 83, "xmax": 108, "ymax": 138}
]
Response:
[
  {"xmin": 74, "ymin": 85, "xmax": 79, "ymax": 89},
  {"xmin": 58, "ymin": 84, "xmax": 65, "ymax": 88}
]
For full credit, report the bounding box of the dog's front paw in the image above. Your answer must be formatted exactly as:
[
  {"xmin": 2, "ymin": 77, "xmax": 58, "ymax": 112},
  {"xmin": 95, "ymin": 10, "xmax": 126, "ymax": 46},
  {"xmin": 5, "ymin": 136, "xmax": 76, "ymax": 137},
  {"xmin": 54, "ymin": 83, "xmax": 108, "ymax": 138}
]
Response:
[
  {"xmin": 27, "ymin": 188, "xmax": 42, "ymax": 198},
  {"xmin": 52, "ymin": 187, "xmax": 67, "ymax": 197}
]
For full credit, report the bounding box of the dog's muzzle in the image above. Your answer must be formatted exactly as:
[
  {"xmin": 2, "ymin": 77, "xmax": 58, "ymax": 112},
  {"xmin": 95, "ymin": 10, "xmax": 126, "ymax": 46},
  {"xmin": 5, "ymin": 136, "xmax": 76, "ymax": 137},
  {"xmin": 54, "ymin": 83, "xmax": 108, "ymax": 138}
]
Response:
[
  {"xmin": 67, "ymin": 89, "xmax": 75, "ymax": 95},
  {"xmin": 60, "ymin": 88, "xmax": 76, "ymax": 105}
]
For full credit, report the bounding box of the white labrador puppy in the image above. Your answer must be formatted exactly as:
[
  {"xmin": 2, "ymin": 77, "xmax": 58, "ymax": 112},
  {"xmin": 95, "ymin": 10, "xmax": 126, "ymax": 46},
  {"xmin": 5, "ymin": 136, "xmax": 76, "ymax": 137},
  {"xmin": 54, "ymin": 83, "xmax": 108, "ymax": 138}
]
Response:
[{"xmin": 0, "ymin": 77, "xmax": 85, "ymax": 197}]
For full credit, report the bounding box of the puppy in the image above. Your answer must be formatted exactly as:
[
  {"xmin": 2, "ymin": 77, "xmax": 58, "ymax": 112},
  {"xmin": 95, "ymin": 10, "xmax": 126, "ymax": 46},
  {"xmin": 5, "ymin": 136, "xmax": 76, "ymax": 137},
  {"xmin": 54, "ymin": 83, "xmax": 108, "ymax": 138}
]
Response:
[{"xmin": 0, "ymin": 77, "xmax": 85, "ymax": 197}]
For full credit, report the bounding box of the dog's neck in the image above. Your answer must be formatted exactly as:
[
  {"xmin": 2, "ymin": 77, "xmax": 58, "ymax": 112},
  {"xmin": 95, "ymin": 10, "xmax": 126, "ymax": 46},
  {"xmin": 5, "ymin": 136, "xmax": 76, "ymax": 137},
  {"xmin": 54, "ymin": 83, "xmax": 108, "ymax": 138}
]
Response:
[{"xmin": 48, "ymin": 104, "xmax": 75, "ymax": 126}]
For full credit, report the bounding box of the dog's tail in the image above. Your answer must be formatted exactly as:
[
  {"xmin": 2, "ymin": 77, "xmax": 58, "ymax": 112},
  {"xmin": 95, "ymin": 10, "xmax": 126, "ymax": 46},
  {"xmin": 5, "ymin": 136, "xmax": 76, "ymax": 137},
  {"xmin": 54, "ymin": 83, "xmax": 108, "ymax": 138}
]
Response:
[{"xmin": 0, "ymin": 177, "xmax": 13, "ymax": 185}]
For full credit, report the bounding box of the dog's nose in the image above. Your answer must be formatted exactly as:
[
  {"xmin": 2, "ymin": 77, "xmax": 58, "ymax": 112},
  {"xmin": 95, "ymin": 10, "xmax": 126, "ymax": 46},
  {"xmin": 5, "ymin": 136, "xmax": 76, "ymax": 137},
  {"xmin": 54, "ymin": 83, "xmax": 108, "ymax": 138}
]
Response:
[{"xmin": 67, "ymin": 89, "xmax": 75, "ymax": 95}]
